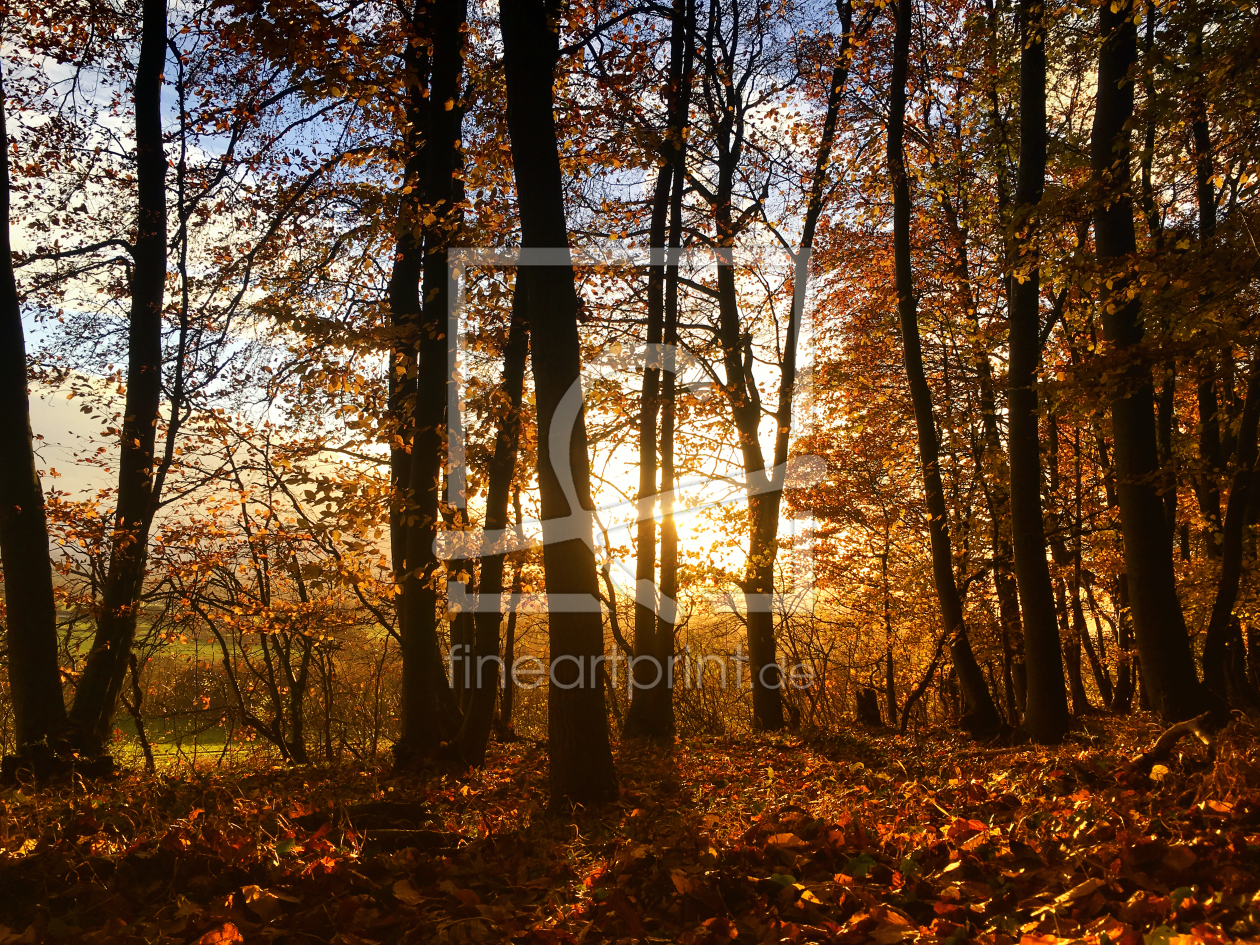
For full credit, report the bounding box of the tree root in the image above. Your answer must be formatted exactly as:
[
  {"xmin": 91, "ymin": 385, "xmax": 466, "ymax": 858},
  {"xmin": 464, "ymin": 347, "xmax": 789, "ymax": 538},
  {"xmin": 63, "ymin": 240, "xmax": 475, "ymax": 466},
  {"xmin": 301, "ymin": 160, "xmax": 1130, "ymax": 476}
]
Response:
[{"xmin": 1128, "ymin": 712, "xmax": 1215, "ymax": 776}]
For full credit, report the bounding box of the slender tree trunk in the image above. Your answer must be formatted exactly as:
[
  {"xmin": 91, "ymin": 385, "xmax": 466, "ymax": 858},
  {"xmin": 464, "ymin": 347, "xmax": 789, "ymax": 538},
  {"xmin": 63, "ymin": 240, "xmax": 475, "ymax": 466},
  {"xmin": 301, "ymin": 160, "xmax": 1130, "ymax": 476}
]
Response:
[
  {"xmin": 387, "ymin": 5, "xmax": 429, "ymax": 579},
  {"xmin": 69, "ymin": 0, "xmax": 168, "ymax": 754},
  {"xmin": 1157, "ymin": 366, "xmax": 1178, "ymax": 542},
  {"xmin": 1007, "ymin": 0, "xmax": 1070, "ymax": 742},
  {"xmin": 623, "ymin": 156, "xmax": 672, "ymax": 740},
  {"xmin": 0, "ymin": 63, "xmax": 68, "ymax": 762},
  {"xmin": 1072, "ymin": 428, "xmax": 1112, "ymax": 709},
  {"xmin": 882, "ymin": 547, "xmax": 897, "ymax": 727},
  {"xmin": 1202, "ymin": 355, "xmax": 1260, "ymax": 704},
  {"xmin": 1054, "ymin": 578, "xmax": 1088, "ymax": 715},
  {"xmin": 1073, "ymin": 561, "xmax": 1112, "ymax": 710},
  {"xmin": 119, "ymin": 654, "xmax": 155, "ymax": 774},
  {"xmin": 457, "ymin": 286, "xmax": 529, "ymax": 764},
  {"xmin": 888, "ymin": 0, "xmax": 1000, "ymax": 736},
  {"xmin": 623, "ymin": 0, "xmax": 695, "ymax": 741},
  {"xmin": 1192, "ymin": 79, "xmax": 1223, "ymax": 561},
  {"xmin": 1109, "ymin": 574, "xmax": 1135, "ymax": 712},
  {"xmin": 501, "ymin": 0, "xmax": 617, "ymax": 806},
  {"xmin": 394, "ymin": 0, "xmax": 468, "ymax": 765},
  {"xmin": 976, "ymin": 0, "xmax": 1026, "ymax": 722},
  {"xmin": 654, "ymin": 121, "xmax": 687, "ymax": 736},
  {"xmin": 1091, "ymin": 0, "xmax": 1205, "ymax": 722}
]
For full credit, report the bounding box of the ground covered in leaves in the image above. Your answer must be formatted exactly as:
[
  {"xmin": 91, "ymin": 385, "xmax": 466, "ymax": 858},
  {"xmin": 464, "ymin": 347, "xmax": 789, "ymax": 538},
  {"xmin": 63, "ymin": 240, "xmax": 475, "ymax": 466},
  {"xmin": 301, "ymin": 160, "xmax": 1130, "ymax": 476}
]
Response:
[{"xmin": 2, "ymin": 716, "xmax": 1259, "ymax": 944}]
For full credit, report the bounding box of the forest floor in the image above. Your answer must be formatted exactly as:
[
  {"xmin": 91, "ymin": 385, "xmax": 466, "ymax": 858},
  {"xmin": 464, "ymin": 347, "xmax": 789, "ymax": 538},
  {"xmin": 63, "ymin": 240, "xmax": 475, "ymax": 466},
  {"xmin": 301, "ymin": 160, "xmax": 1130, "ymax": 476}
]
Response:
[{"xmin": 1, "ymin": 714, "xmax": 1259, "ymax": 945}]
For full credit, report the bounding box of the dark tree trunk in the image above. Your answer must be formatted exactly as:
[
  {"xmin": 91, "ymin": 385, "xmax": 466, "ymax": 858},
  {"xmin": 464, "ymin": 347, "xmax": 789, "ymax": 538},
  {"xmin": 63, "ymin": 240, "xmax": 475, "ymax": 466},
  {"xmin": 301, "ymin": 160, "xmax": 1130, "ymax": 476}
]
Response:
[
  {"xmin": 654, "ymin": 134, "xmax": 686, "ymax": 737},
  {"xmin": 1111, "ymin": 573, "xmax": 1135, "ymax": 712},
  {"xmin": 69, "ymin": 0, "xmax": 168, "ymax": 754},
  {"xmin": 1073, "ymin": 432, "xmax": 1112, "ymax": 709},
  {"xmin": 1055, "ymin": 578, "xmax": 1089, "ymax": 715},
  {"xmin": 855, "ymin": 688, "xmax": 883, "ymax": 727},
  {"xmin": 701, "ymin": 0, "xmax": 854, "ymax": 733},
  {"xmin": 386, "ymin": 4, "xmax": 429, "ymax": 579},
  {"xmin": 501, "ymin": 0, "xmax": 617, "ymax": 806},
  {"xmin": 1192, "ymin": 106, "xmax": 1223, "ymax": 561},
  {"xmin": 118, "ymin": 654, "xmax": 155, "ymax": 774},
  {"xmin": 882, "ymin": 548, "xmax": 897, "ymax": 728},
  {"xmin": 976, "ymin": 0, "xmax": 1026, "ymax": 725},
  {"xmin": 497, "ymin": 500, "xmax": 524, "ymax": 742},
  {"xmin": 1008, "ymin": 0, "xmax": 1070, "ymax": 742},
  {"xmin": 1091, "ymin": 0, "xmax": 1205, "ymax": 722},
  {"xmin": 622, "ymin": 157, "xmax": 669, "ymax": 740},
  {"xmin": 0, "ymin": 63, "xmax": 68, "ymax": 760},
  {"xmin": 457, "ymin": 286, "xmax": 529, "ymax": 764},
  {"xmin": 1202, "ymin": 355, "xmax": 1260, "ymax": 705},
  {"xmin": 623, "ymin": 0, "xmax": 695, "ymax": 742},
  {"xmin": 1157, "ymin": 366, "xmax": 1178, "ymax": 544},
  {"xmin": 1074, "ymin": 572, "xmax": 1112, "ymax": 710},
  {"xmin": 889, "ymin": 0, "xmax": 1000, "ymax": 736},
  {"xmin": 394, "ymin": 0, "xmax": 468, "ymax": 766}
]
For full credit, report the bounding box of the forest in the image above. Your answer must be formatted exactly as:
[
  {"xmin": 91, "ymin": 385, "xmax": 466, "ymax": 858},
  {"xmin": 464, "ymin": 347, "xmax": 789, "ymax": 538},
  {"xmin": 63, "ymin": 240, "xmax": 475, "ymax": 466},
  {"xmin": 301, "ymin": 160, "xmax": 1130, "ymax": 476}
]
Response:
[{"xmin": 1, "ymin": 0, "xmax": 1259, "ymax": 941}]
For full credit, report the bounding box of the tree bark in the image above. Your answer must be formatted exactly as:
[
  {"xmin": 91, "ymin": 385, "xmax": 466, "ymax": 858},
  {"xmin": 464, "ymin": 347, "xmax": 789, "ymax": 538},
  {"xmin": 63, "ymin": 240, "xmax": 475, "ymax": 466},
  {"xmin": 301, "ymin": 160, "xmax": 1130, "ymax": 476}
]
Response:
[
  {"xmin": 457, "ymin": 285, "xmax": 529, "ymax": 764},
  {"xmin": 69, "ymin": 0, "xmax": 168, "ymax": 754},
  {"xmin": 1091, "ymin": 0, "xmax": 1205, "ymax": 722},
  {"xmin": 386, "ymin": 4, "xmax": 429, "ymax": 579},
  {"xmin": 1192, "ymin": 85, "xmax": 1223, "ymax": 561},
  {"xmin": 497, "ymin": 491, "xmax": 525, "ymax": 739},
  {"xmin": 653, "ymin": 116, "xmax": 687, "ymax": 738},
  {"xmin": 501, "ymin": 0, "xmax": 618, "ymax": 806},
  {"xmin": 0, "ymin": 63, "xmax": 68, "ymax": 758},
  {"xmin": 1008, "ymin": 0, "xmax": 1070, "ymax": 742},
  {"xmin": 625, "ymin": 0, "xmax": 695, "ymax": 740},
  {"xmin": 622, "ymin": 156, "xmax": 669, "ymax": 739},
  {"xmin": 888, "ymin": 0, "xmax": 1000, "ymax": 736},
  {"xmin": 1201, "ymin": 354, "xmax": 1260, "ymax": 705},
  {"xmin": 394, "ymin": 0, "xmax": 468, "ymax": 766}
]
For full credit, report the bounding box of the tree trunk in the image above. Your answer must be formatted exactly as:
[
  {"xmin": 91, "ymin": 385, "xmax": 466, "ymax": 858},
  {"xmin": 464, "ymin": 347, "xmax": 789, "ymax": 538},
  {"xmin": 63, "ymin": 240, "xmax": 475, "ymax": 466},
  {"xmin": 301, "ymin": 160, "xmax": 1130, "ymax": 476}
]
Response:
[
  {"xmin": 654, "ymin": 130, "xmax": 687, "ymax": 738},
  {"xmin": 1090, "ymin": 0, "xmax": 1205, "ymax": 722},
  {"xmin": 882, "ymin": 548, "xmax": 897, "ymax": 728},
  {"xmin": 1074, "ymin": 571, "xmax": 1112, "ymax": 710},
  {"xmin": 394, "ymin": 0, "xmax": 468, "ymax": 766},
  {"xmin": 976, "ymin": 0, "xmax": 1026, "ymax": 726},
  {"xmin": 69, "ymin": 0, "xmax": 168, "ymax": 755},
  {"xmin": 1055, "ymin": 577, "xmax": 1088, "ymax": 715},
  {"xmin": 889, "ymin": 0, "xmax": 1000, "ymax": 736},
  {"xmin": 457, "ymin": 286, "xmax": 529, "ymax": 764},
  {"xmin": 119, "ymin": 654, "xmax": 156, "ymax": 774},
  {"xmin": 386, "ymin": 4, "xmax": 429, "ymax": 579},
  {"xmin": 501, "ymin": 0, "xmax": 618, "ymax": 806},
  {"xmin": 622, "ymin": 62, "xmax": 677, "ymax": 739},
  {"xmin": 1073, "ymin": 431, "xmax": 1113, "ymax": 709},
  {"xmin": 0, "ymin": 63, "xmax": 68, "ymax": 761},
  {"xmin": 1192, "ymin": 104, "xmax": 1223, "ymax": 561},
  {"xmin": 1008, "ymin": 0, "xmax": 1070, "ymax": 742},
  {"xmin": 1201, "ymin": 355, "xmax": 1260, "ymax": 705}
]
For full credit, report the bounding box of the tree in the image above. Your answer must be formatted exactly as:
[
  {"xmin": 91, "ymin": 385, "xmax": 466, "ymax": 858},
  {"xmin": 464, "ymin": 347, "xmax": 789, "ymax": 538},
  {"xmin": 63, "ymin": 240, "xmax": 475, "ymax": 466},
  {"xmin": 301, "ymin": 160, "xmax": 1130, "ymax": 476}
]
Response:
[
  {"xmin": 624, "ymin": 0, "xmax": 693, "ymax": 742},
  {"xmin": 0, "ymin": 62, "xmax": 68, "ymax": 769},
  {"xmin": 68, "ymin": 0, "xmax": 170, "ymax": 755},
  {"xmin": 1090, "ymin": 0, "xmax": 1204, "ymax": 723},
  {"xmin": 501, "ymin": 0, "xmax": 618, "ymax": 806},
  {"xmin": 392, "ymin": 0, "xmax": 469, "ymax": 767},
  {"xmin": 887, "ymin": 0, "xmax": 1000, "ymax": 736},
  {"xmin": 1007, "ymin": 0, "xmax": 1069, "ymax": 742}
]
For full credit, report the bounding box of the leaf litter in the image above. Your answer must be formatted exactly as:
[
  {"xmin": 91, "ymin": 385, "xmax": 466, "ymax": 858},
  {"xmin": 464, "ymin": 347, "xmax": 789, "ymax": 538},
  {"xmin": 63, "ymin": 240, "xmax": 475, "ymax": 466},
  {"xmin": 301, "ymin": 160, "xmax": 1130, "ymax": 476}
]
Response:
[{"xmin": 1, "ymin": 715, "xmax": 1259, "ymax": 944}]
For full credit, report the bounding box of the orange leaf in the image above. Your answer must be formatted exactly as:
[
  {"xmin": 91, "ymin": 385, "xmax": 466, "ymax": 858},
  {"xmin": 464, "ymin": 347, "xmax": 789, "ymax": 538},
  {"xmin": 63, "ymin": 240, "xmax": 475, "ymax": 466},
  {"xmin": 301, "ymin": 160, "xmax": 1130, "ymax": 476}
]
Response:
[{"xmin": 198, "ymin": 923, "xmax": 244, "ymax": 945}]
